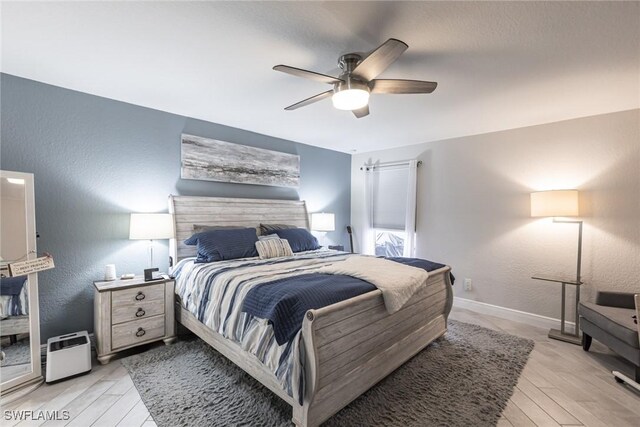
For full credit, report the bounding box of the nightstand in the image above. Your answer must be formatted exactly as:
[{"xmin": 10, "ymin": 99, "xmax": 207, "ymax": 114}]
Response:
[{"xmin": 93, "ymin": 276, "xmax": 176, "ymax": 364}]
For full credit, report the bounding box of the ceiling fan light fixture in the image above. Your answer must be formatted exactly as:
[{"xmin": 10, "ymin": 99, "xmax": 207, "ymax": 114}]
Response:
[
  {"xmin": 275, "ymin": 38, "xmax": 436, "ymax": 118},
  {"xmin": 332, "ymin": 89, "xmax": 370, "ymax": 110},
  {"xmin": 332, "ymin": 79, "xmax": 370, "ymax": 111}
]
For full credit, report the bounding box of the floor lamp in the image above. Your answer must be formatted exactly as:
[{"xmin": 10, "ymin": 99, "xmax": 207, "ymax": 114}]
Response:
[{"xmin": 530, "ymin": 190, "xmax": 583, "ymax": 345}]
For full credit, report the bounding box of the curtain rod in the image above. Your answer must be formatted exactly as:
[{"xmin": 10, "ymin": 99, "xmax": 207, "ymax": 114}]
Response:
[{"xmin": 360, "ymin": 160, "xmax": 422, "ymax": 171}]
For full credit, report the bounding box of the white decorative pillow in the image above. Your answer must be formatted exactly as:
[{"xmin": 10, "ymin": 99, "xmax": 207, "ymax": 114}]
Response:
[{"xmin": 255, "ymin": 238, "xmax": 294, "ymax": 259}]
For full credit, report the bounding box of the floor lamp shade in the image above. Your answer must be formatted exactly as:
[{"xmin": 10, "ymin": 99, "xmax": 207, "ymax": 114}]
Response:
[
  {"xmin": 311, "ymin": 213, "xmax": 335, "ymax": 232},
  {"xmin": 129, "ymin": 213, "xmax": 175, "ymax": 240},
  {"xmin": 530, "ymin": 190, "xmax": 579, "ymax": 217}
]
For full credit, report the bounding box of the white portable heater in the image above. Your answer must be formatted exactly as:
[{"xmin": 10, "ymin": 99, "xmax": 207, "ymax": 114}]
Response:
[{"xmin": 46, "ymin": 330, "xmax": 92, "ymax": 383}]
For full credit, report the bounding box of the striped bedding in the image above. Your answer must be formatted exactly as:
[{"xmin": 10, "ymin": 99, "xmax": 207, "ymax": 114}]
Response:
[
  {"xmin": 172, "ymin": 249, "xmax": 450, "ymax": 403},
  {"xmin": 172, "ymin": 249, "xmax": 353, "ymax": 402}
]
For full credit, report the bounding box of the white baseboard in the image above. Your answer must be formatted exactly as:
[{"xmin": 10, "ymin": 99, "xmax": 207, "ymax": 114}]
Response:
[{"xmin": 453, "ymin": 297, "xmax": 576, "ymax": 333}]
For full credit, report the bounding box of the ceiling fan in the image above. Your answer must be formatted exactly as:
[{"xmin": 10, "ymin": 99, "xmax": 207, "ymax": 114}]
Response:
[{"xmin": 273, "ymin": 38, "xmax": 437, "ymax": 118}]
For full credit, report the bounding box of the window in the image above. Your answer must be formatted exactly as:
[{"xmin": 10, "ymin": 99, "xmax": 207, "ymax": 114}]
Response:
[
  {"xmin": 374, "ymin": 230, "xmax": 405, "ymax": 257},
  {"xmin": 371, "ymin": 166, "xmax": 409, "ymax": 230},
  {"xmin": 364, "ymin": 160, "xmax": 418, "ymax": 257}
]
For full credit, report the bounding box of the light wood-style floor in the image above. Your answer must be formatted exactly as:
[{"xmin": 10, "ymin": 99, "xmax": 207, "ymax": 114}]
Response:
[
  {"xmin": 2, "ymin": 306, "xmax": 639, "ymax": 426},
  {"xmin": 452, "ymin": 308, "xmax": 640, "ymax": 427}
]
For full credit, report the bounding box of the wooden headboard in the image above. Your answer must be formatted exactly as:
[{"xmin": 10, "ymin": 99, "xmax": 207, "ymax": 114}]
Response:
[{"xmin": 168, "ymin": 195, "xmax": 309, "ymax": 262}]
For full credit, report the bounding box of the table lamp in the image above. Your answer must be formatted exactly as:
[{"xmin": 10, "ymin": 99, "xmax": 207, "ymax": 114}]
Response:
[
  {"xmin": 311, "ymin": 212, "xmax": 335, "ymax": 232},
  {"xmin": 311, "ymin": 212, "xmax": 335, "ymax": 248},
  {"xmin": 129, "ymin": 213, "xmax": 174, "ymax": 268}
]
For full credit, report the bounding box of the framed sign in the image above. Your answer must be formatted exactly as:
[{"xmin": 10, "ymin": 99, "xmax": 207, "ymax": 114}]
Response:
[{"xmin": 8, "ymin": 256, "xmax": 55, "ymax": 276}]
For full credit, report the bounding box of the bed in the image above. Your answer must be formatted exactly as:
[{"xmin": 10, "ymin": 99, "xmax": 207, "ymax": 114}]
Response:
[
  {"xmin": 169, "ymin": 195, "xmax": 453, "ymax": 426},
  {"xmin": 0, "ymin": 275, "xmax": 30, "ymax": 341}
]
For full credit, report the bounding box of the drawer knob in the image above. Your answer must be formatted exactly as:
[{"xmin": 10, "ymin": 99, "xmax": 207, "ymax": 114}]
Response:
[
  {"xmin": 135, "ymin": 308, "xmax": 145, "ymax": 318},
  {"xmin": 135, "ymin": 327, "xmax": 146, "ymax": 337},
  {"xmin": 135, "ymin": 291, "xmax": 145, "ymax": 301}
]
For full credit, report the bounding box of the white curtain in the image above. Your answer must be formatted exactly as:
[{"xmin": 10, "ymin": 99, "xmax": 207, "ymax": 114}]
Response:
[
  {"xmin": 403, "ymin": 160, "xmax": 418, "ymax": 258},
  {"xmin": 362, "ymin": 167, "xmax": 376, "ymax": 255}
]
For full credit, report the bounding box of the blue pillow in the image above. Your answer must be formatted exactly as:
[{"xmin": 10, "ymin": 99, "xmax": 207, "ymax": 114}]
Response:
[
  {"xmin": 274, "ymin": 228, "xmax": 320, "ymax": 253},
  {"xmin": 0, "ymin": 276, "xmax": 27, "ymax": 296},
  {"xmin": 184, "ymin": 228, "xmax": 258, "ymax": 263}
]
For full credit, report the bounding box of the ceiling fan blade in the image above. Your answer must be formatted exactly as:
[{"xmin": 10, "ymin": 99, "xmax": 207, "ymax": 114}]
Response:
[
  {"xmin": 352, "ymin": 38, "xmax": 408, "ymax": 81},
  {"xmin": 273, "ymin": 65, "xmax": 342, "ymax": 84},
  {"xmin": 284, "ymin": 90, "xmax": 334, "ymax": 111},
  {"xmin": 352, "ymin": 105, "xmax": 370, "ymax": 118},
  {"xmin": 370, "ymin": 79, "xmax": 438, "ymax": 94}
]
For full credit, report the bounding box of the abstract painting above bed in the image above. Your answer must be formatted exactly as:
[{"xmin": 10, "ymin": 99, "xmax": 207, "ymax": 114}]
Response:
[{"xmin": 180, "ymin": 134, "xmax": 300, "ymax": 187}]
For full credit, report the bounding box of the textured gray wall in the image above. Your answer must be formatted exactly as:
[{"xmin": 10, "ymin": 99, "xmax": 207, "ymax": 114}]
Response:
[
  {"xmin": 1, "ymin": 73, "xmax": 351, "ymax": 342},
  {"xmin": 351, "ymin": 109, "xmax": 640, "ymax": 321}
]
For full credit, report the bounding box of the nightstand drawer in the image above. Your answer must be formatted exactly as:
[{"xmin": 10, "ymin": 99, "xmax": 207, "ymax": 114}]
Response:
[
  {"xmin": 111, "ymin": 315, "xmax": 165, "ymax": 349},
  {"xmin": 112, "ymin": 283, "xmax": 164, "ymax": 306},
  {"xmin": 112, "ymin": 298, "xmax": 164, "ymax": 325}
]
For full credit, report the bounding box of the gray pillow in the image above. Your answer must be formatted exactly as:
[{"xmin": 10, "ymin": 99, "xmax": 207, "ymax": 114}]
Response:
[
  {"xmin": 194, "ymin": 224, "xmax": 261, "ymax": 235},
  {"xmin": 259, "ymin": 223, "xmax": 298, "ymax": 235}
]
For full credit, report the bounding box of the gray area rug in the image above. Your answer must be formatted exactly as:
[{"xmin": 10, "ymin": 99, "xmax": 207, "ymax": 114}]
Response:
[
  {"xmin": 122, "ymin": 320, "xmax": 534, "ymax": 426},
  {"xmin": 0, "ymin": 339, "xmax": 31, "ymax": 367}
]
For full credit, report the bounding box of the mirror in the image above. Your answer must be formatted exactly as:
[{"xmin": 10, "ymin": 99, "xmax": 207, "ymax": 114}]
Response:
[{"xmin": 1, "ymin": 171, "xmax": 42, "ymax": 395}]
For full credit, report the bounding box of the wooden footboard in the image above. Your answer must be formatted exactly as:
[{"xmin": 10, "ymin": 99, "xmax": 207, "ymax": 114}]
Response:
[
  {"xmin": 175, "ymin": 266, "xmax": 453, "ymax": 427},
  {"xmin": 294, "ymin": 266, "xmax": 453, "ymax": 426},
  {"xmin": 175, "ymin": 299, "xmax": 296, "ymax": 407}
]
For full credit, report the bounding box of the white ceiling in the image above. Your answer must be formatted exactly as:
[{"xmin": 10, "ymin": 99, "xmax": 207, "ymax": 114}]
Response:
[{"xmin": 2, "ymin": 1, "xmax": 639, "ymax": 153}]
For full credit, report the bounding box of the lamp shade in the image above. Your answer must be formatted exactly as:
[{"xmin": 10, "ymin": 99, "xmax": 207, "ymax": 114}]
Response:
[
  {"xmin": 311, "ymin": 212, "xmax": 335, "ymax": 232},
  {"xmin": 530, "ymin": 190, "xmax": 579, "ymax": 217},
  {"xmin": 129, "ymin": 213, "xmax": 174, "ymax": 240}
]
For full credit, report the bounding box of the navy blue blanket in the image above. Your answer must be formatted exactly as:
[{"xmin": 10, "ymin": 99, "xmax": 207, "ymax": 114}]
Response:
[
  {"xmin": 242, "ymin": 257, "xmax": 450, "ymax": 345},
  {"xmin": 0, "ymin": 276, "xmax": 26, "ymax": 296},
  {"xmin": 1, "ymin": 276, "xmax": 27, "ymax": 316},
  {"xmin": 385, "ymin": 257, "xmax": 455, "ymax": 285},
  {"xmin": 243, "ymin": 274, "xmax": 375, "ymax": 345}
]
